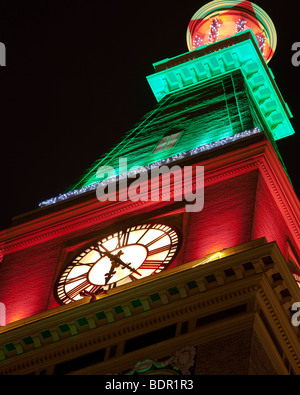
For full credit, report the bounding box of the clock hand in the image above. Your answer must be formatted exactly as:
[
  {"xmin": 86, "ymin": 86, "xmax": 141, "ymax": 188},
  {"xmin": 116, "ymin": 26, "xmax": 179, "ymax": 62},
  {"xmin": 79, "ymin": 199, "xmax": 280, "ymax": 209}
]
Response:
[
  {"xmin": 99, "ymin": 245, "xmax": 141, "ymax": 276},
  {"xmin": 110, "ymin": 254, "xmax": 142, "ymax": 276},
  {"xmin": 104, "ymin": 261, "xmax": 118, "ymax": 285},
  {"xmin": 99, "ymin": 245, "xmax": 125, "ymax": 263},
  {"xmin": 98, "ymin": 244, "xmax": 125, "ymax": 263}
]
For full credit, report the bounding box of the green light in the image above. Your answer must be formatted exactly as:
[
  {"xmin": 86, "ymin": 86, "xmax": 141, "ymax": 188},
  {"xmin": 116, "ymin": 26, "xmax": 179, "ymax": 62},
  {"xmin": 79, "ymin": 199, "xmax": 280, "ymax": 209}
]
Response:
[
  {"xmin": 148, "ymin": 30, "xmax": 293, "ymax": 140},
  {"xmin": 65, "ymin": 31, "xmax": 294, "ymax": 194},
  {"xmin": 68, "ymin": 69, "xmax": 261, "ymax": 191}
]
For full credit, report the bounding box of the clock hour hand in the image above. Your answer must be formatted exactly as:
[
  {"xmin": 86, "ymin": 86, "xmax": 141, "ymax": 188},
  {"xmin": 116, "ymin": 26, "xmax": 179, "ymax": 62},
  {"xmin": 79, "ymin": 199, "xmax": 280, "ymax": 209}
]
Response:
[
  {"xmin": 99, "ymin": 245, "xmax": 141, "ymax": 276},
  {"xmin": 110, "ymin": 253, "xmax": 142, "ymax": 276}
]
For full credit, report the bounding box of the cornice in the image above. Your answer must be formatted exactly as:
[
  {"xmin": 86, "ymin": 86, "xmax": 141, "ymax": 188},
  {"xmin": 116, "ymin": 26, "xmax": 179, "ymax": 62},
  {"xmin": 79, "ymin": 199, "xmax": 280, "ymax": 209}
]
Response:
[
  {"xmin": 0, "ymin": 140, "xmax": 299, "ymax": 256},
  {"xmin": 0, "ymin": 240, "xmax": 300, "ymax": 375},
  {"xmin": 255, "ymin": 156, "xmax": 300, "ymax": 242}
]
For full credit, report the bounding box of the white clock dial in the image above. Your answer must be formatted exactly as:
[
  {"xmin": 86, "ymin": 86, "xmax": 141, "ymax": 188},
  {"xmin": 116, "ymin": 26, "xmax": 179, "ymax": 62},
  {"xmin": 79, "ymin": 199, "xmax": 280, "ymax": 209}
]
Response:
[{"xmin": 55, "ymin": 223, "xmax": 180, "ymax": 305}]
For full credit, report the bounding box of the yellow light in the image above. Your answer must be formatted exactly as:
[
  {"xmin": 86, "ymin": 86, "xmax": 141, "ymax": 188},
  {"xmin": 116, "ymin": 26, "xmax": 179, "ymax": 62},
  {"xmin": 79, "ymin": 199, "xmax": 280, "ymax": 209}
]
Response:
[{"xmin": 192, "ymin": 252, "xmax": 222, "ymax": 268}]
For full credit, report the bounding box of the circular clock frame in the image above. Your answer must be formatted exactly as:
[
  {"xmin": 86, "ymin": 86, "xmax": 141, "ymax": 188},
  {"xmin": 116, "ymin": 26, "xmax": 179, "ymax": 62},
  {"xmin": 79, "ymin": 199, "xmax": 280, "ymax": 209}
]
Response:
[{"xmin": 54, "ymin": 223, "xmax": 181, "ymax": 305}]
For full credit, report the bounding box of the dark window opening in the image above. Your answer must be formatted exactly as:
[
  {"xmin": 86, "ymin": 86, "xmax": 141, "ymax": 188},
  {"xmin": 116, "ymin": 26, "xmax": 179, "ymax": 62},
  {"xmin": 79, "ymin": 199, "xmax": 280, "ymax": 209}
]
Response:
[
  {"xmin": 196, "ymin": 304, "xmax": 247, "ymax": 327},
  {"xmin": 152, "ymin": 132, "xmax": 182, "ymax": 154},
  {"xmin": 54, "ymin": 348, "xmax": 106, "ymax": 375},
  {"xmin": 108, "ymin": 345, "xmax": 118, "ymax": 359},
  {"xmin": 205, "ymin": 274, "xmax": 216, "ymax": 283},
  {"xmin": 180, "ymin": 321, "xmax": 189, "ymax": 335},
  {"xmin": 224, "ymin": 268, "xmax": 235, "ymax": 277},
  {"xmin": 124, "ymin": 324, "xmax": 176, "ymax": 354},
  {"xmin": 262, "ymin": 256, "xmax": 274, "ymax": 266},
  {"xmin": 243, "ymin": 262, "xmax": 254, "ymax": 271},
  {"xmin": 259, "ymin": 310, "xmax": 283, "ymax": 358}
]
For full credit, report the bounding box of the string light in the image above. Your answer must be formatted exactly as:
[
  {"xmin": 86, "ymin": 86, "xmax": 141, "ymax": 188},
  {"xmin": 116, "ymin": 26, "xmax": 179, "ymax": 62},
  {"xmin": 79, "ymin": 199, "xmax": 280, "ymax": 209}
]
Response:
[
  {"xmin": 208, "ymin": 18, "xmax": 221, "ymax": 44},
  {"xmin": 236, "ymin": 18, "xmax": 247, "ymax": 33},
  {"xmin": 38, "ymin": 128, "xmax": 261, "ymax": 208},
  {"xmin": 256, "ymin": 33, "xmax": 266, "ymax": 54},
  {"xmin": 193, "ymin": 34, "xmax": 203, "ymax": 49}
]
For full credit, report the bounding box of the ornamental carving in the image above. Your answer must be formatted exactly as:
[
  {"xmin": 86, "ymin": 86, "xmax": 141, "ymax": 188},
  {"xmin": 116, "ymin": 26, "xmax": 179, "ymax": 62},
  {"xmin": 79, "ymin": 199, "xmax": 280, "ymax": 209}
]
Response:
[{"xmin": 127, "ymin": 346, "xmax": 196, "ymax": 375}]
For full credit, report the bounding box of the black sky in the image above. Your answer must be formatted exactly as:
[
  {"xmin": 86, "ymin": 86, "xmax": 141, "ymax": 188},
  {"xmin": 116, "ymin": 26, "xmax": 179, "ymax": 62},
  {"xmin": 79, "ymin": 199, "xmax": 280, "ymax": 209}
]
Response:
[{"xmin": 0, "ymin": 0, "xmax": 299, "ymax": 230}]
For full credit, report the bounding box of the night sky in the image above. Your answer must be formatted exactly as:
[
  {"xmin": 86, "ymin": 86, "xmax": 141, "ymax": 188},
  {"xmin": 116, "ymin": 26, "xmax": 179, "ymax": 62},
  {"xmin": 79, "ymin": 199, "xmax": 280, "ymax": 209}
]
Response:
[{"xmin": 0, "ymin": 0, "xmax": 299, "ymax": 230}]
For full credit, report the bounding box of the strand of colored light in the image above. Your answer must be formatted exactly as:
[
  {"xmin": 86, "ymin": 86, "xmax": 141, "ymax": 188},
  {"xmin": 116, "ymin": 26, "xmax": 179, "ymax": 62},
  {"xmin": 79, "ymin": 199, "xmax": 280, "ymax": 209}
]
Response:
[
  {"xmin": 38, "ymin": 127, "xmax": 261, "ymax": 207},
  {"xmin": 74, "ymin": 72, "xmax": 259, "ymax": 191},
  {"xmin": 256, "ymin": 33, "xmax": 266, "ymax": 54},
  {"xmin": 193, "ymin": 34, "xmax": 203, "ymax": 49},
  {"xmin": 40, "ymin": 72, "xmax": 263, "ymax": 207},
  {"xmin": 236, "ymin": 18, "xmax": 247, "ymax": 33},
  {"xmin": 209, "ymin": 18, "xmax": 221, "ymax": 43}
]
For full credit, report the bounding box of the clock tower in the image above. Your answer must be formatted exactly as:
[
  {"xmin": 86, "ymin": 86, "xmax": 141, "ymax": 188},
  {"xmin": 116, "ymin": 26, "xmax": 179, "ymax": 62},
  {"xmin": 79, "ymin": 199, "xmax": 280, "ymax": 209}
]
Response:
[{"xmin": 1, "ymin": 0, "xmax": 300, "ymax": 376}]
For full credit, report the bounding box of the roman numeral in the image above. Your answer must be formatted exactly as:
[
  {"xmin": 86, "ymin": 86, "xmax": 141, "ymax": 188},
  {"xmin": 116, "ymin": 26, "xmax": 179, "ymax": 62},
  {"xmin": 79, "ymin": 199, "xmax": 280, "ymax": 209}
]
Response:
[
  {"xmin": 139, "ymin": 261, "xmax": 161, "ymax": 270},
  {"xmin": 75, "ymin": 261, "xmax": 95, "ymax": 267},
  {"xmin": 148, "ymin": 244, "xmax": 171, "ymax": 256},
  {"xmin": 116, "ymin": 230, "xmax": 130, "ymax": 248},
  {"xmin": 94, "ymin": 244, "xmax": 106, "ymax": 256},
  {"xmin": 89, "ymin": 285, "xmax": 102, "ymax": 294},
  {"xmin": 106, "ymin": 282, "xmax": 117, "ymax": 290},
  {"xmin": 67, "ymin": 280, "xmax": 90, "ymax": 300},
  {"xmin": 145, "ymin": 233, "xmax": 167, "ymax": 248},
  {"xmin": 64, "ymin": 274, "xmax": 87, "ymax": 285},
  {"xmin": 58, "ymin": 296, "xmax": 69, "ymax": 304},
  {"xmin": 129, "ymin": 274, "xmax": 139, "ymax": 281},
  {"xmin": 142, "ymin": 259, "xmax": 166, "ymax": 267},
  {"xmin": 136, "ymin": 229, "xmax": 149, "ymax": 244}
]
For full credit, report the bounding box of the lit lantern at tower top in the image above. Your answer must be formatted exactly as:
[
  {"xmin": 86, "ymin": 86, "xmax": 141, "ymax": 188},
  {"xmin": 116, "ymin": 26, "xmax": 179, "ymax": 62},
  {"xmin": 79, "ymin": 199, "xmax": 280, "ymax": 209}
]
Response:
[{"xmin": 187, "ymin": 0, "xmax": 277, "ymax": 63}]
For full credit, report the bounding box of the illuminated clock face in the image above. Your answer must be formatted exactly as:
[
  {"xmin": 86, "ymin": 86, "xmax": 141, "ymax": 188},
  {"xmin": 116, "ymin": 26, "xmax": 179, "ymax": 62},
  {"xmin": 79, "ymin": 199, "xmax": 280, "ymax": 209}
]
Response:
[{"xmin": 55, "ymin": 223, "xmax": 180, "ymax": 305}]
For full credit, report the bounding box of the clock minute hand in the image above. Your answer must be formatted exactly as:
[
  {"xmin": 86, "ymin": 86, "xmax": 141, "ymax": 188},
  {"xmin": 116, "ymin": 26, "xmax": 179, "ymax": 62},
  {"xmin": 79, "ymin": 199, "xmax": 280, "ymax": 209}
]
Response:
[
  {"xmin": 104, "ymin": 260, "xmax": 118, "ymax": 285},
  {"xmin": 98, "ymin": 244, "xmax": 122, "ymax": 263},
  {"xmin": 113, "ymin": 256, "xmax": 142, "ymax": 276}
]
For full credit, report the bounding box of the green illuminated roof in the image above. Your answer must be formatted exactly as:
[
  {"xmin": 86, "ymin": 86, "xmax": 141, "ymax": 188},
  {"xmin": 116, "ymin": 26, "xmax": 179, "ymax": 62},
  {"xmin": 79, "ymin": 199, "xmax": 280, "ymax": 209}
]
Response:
[
  {"xmin": 66, "ymin": 69, "xmax": 262, "ymax": 192},
  {"xmin": 39, "ymin": 30, "xmax": 295, "ymax": 207},
  {"xmin": 147, "ymin": 30, "xmax": 293, "ymax": 141}
]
